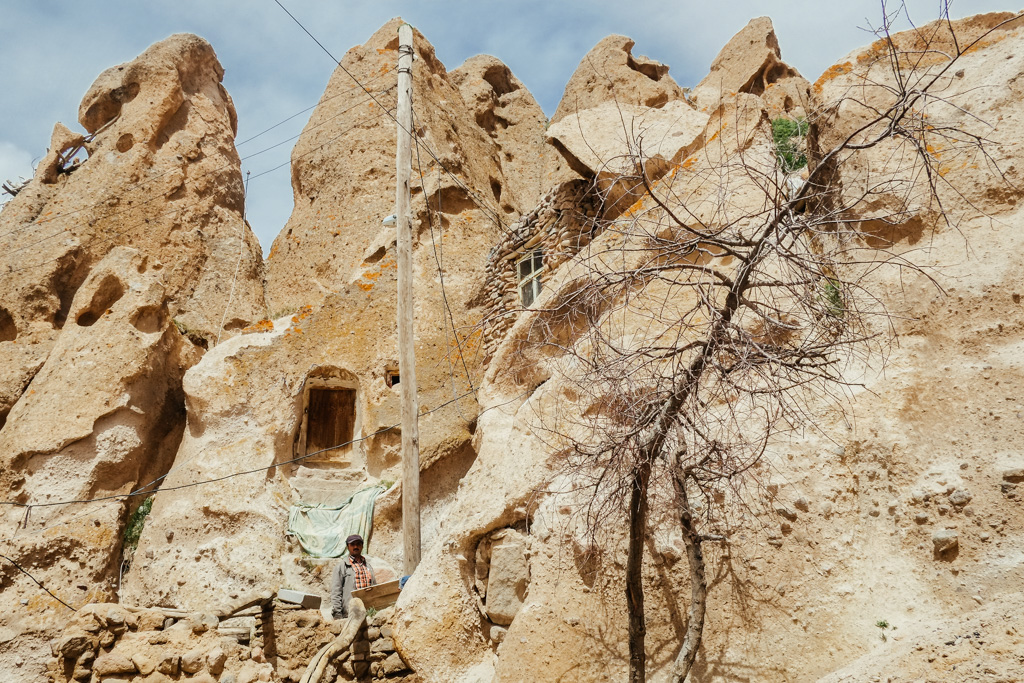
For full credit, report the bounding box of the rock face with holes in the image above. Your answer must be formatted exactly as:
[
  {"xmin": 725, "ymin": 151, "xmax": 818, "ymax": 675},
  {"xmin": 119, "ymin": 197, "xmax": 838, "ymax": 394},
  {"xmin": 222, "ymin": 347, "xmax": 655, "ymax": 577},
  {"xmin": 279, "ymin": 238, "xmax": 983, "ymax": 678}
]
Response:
[
  {"xmin": 393, "ymin": 13, "xmax": 1024, "ymax": 683},
  {"xmin": 0, "ymin": 247, "xmax": 200, "ymax": 681},
  {"xmin": 123, "ymin": 21, "xmax": 527, "ymax": 617},
  {"xmin": 451, "ymin": 54, "xmax": 551, "ymax": 214},
  {"xmin": 265, "ymin": 18, "xmax": 543, "ymax": 313},
  {"xmin": 0, "ymin": 34, "xmax": 263, "ymax": 681},
  {"xmin": 691, "ymin": 16, "xmax": 811, "ymax": 117}
]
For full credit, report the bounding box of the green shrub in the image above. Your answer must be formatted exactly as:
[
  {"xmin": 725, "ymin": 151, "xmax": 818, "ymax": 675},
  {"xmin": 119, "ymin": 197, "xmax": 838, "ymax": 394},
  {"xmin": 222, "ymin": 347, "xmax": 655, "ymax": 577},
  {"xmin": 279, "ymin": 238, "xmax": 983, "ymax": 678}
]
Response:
[
  {"xmin": 123, "ymin": 496, "xmax": 153, "ymax": 554},
  {"xmin": 772, "ymin": 117, "xmax": 809, "ymax": 172},
  {"xmin": 823, "ymin": 278, "xmax": 844, "ymax": 318}
]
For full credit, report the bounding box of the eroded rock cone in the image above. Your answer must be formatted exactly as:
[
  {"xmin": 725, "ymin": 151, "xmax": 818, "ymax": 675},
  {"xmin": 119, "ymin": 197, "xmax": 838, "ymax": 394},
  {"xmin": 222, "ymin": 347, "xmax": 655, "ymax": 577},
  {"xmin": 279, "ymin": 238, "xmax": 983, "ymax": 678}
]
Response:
[
  {"xmin": 451, "ymin": 54, "xmax": 549, "ymax": 212},
  {"xmin": 266, "ymin": 18, "xmax": 543, "ymax": 313},
  {"xmin": 123, "ymin": 19, "xmax": 536, "ymax": 620},
  {"xmin": 549, "ymin": 34, "xmax": 687, "ymax": 124},
  {"xmin": 691, "ymin": 16, "xmax": 810, "ymax": 117},
  {"xmin": 0, "ymin": 33, "xmax": 263, "ymax": 681}
]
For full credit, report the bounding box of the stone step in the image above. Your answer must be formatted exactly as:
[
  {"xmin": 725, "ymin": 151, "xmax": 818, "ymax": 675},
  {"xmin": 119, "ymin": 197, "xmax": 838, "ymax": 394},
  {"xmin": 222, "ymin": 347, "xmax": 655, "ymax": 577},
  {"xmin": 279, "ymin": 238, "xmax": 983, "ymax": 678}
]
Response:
[{"xmin": 291, "ymin": 467, "xmax": 368, "ymax": 506}]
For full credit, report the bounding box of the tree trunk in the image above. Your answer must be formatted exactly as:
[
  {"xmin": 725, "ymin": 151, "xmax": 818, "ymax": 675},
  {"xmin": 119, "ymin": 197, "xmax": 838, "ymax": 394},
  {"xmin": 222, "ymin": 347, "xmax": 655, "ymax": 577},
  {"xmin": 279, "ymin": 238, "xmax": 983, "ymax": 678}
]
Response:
[
  {"xmin": 670, "ymin": 472, "xmax": 707, "ymax": 681},
  {"xmin": 626, "ymin": 459, "xmax": 652, "ymax": 683}
]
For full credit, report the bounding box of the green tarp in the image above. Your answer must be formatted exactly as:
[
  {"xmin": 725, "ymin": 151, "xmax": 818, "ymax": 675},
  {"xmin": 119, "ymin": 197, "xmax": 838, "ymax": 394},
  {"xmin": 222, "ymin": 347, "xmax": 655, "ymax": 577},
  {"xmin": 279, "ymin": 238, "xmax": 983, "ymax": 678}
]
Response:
[{"xmin": 287, "ymin": 485, "xmax": 387, "ymax": 558}]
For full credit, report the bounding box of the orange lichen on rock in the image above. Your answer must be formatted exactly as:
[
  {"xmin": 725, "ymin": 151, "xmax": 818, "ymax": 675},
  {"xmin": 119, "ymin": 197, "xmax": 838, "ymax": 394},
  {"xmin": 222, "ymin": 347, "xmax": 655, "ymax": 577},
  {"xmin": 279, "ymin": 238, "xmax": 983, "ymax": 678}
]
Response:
[
  {"xmin": 242, "ymin": 319, "xmax": 274, "ymax": 335},
  {"xmin": 290, "ymin": 305, "xmax": 313, "ymax": 324},
  {"xmin": 813, "ymin": 62, "xmax": 854, "ymax": 92}
]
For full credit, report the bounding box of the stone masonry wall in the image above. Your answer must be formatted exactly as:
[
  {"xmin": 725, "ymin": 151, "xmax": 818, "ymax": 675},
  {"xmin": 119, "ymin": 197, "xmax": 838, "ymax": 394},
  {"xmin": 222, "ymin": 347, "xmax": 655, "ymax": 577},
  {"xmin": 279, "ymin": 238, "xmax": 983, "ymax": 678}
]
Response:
[{"xmin": 479, "ymin": 180, "xmax": 602, "ymax": 359}]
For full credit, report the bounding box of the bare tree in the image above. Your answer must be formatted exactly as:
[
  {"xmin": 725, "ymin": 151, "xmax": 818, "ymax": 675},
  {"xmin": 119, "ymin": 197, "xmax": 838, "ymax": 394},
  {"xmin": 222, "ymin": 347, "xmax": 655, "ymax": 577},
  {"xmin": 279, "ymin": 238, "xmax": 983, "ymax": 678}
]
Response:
[{"xmin": 512, "ymin": 4, "xmax": 1018, "ymax": 681}]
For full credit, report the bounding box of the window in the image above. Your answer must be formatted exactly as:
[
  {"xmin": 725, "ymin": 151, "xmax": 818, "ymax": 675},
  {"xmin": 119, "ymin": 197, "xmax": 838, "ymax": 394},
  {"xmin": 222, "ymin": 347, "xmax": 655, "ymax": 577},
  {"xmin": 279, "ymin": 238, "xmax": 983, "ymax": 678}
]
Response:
[{"xmin": 517, "ymin": 249, "xmax": 543, "ymax": 307}]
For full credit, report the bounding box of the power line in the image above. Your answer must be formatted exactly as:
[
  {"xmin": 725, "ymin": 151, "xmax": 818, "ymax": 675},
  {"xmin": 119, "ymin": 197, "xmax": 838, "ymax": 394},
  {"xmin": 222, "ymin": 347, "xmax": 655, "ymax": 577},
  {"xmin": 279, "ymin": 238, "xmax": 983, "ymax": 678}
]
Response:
[
  {"xmin": 1, "ymin": 384, "xmax": 531, "ymax": 612},
  {"xmin": 235, "ymin": 66, "xmax": 395, "ymax": 147},
  {"xmin": 0, "ymin": 385, "xmax": 480, "ymax": 511},
  {"xmin": 0, "ymin": 69, "xmax": 395, "ymax": 245},
  {"xmin": 271, "ymin": 0, "xmax": 341, "ymax": 64},
  {"xmin": 2, "ymin": 103, "xmax": 397, "ymax": 275},
  {"xmin": 270, "ymin": 0, "xmax": 514, "ymax": 238},
  {"xmin": 0, "ymin": 88, "xmax": 394, "ymax": 259},
  {"xmin": 412, "ymin": 112, "xmax": 478, "ymax": 408},
  {"xmin": 0, "ymin": 552, "xmax": 74, "ymax": 610}
]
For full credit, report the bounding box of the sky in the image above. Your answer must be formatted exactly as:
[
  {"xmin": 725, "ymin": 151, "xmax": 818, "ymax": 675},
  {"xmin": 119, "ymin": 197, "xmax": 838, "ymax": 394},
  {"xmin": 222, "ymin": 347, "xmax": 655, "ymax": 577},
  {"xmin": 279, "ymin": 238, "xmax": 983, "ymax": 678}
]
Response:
[{"xmin": 0, "ymin": 0, "xmax": 1019, "ymax": 253}]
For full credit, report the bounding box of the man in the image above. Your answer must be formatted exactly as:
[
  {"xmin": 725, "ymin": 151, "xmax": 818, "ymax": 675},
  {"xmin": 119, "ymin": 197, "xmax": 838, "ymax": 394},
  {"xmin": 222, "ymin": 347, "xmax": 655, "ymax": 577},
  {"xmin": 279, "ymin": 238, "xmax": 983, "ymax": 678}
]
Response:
[{"xmin": 331, "ymin": 534, "xmax": 377, "ymax": 619}]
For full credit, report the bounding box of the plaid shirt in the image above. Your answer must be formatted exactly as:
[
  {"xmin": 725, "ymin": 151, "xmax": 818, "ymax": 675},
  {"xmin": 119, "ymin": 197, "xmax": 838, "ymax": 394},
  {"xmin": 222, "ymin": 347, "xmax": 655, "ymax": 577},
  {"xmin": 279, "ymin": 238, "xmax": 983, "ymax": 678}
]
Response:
[{"xmin": 351, "ymin": 555, "xmax": 373, "ymax": 590}]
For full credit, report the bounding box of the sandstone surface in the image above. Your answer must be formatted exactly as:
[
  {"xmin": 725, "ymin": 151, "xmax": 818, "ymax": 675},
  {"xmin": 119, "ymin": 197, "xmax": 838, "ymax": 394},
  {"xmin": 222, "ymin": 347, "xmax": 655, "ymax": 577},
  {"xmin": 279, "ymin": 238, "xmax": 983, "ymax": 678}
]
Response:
[
  {"xmin": 550, "ymin": 35, "xmax": 687, "ymax": 124},
  {"xmin": 122, "ymin": 21, "xmax": 513, "ymax": 623},
  {"xmin": 546, "ymin": 100, "xmax": 708, "ymax": 181},
  {"xmin": 393, "ymin": 12, "xmax": 1024, "ymax": 682},
  {"xmin": 0, "ymin": 34, "xmax": 264, "ymax": 682},
  {"xmin": 451, "ymin": 55, "xmax": 549, "ymax": 212},
  {"xmin": 691, "ymin": 16, "xmax": 811, "ymax": 117},
  {"xmin": 265, "ymin": 19, "xmax": 539, "ymax": 313},
  {"xmin": 4, "ymin": 11, "xmax": 1024, "ymax": 683}
]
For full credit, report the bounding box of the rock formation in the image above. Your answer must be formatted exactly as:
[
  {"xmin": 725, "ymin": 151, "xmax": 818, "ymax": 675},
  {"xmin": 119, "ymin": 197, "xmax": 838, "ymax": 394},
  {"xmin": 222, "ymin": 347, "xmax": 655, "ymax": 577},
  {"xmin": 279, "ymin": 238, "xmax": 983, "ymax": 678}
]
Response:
[
  {"xmin": 550, "ymin": 35, "xmax": 687, "ymax": 124},
  {"xmin": 451, "ymin": 55, "xmax": 549, "ymax": 212},
  {"xmin": 0, "ymin": 34, "xmax": 264, "ymax": 681},
  {"xmin": 4, "ymin": 10, "xmax": 1024, "ymax": 683},
  {"xmin": 122, "ymin": 20, "xmax": 539, "ymax": 631},
  {"xmin": 393, "ymin": 12, "xmax": 1024, "ymax": 682},
  {"xmin": 691, "ymin": 16, "xmax": 811, "ymax": 117},
  {"xmin": 265, "ymin": 19, "xmax": 544, "ymax": 313}
]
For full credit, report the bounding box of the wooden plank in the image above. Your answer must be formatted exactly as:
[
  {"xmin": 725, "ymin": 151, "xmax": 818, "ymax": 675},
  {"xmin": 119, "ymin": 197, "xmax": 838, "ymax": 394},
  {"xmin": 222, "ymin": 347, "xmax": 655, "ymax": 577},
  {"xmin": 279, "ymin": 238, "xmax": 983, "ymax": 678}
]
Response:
[{"xmin": 351, "ymin": 579, "xmax": 402, "ymax": 610}]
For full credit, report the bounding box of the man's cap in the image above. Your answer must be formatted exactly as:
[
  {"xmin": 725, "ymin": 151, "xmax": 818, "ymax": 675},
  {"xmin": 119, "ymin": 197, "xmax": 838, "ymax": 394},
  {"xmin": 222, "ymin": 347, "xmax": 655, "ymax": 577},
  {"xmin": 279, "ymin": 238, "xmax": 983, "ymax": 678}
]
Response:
[{"xmin": 346, "ymin": 534, "xmax": 364, "ymax": 545}]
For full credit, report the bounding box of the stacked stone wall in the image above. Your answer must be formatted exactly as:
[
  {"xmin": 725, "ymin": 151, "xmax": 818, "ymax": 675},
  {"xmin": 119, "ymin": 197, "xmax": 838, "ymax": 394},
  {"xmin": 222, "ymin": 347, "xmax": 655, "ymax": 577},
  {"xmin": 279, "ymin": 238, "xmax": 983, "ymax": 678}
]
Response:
[{"xmin": 479, "ymin": 180, "xmax": 602, "ymax": 358}]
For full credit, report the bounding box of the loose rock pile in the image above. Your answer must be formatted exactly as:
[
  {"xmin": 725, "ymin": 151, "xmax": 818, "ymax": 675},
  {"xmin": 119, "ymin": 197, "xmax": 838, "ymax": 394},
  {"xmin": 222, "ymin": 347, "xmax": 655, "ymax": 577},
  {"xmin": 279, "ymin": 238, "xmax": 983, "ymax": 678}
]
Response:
[
  {"xmin": 46, "ymin": 603, "xmax": 266, "ymax": 683},
  {"xmin": 342, "ymin": 607, "xmax": 415, "ymax": 682},
  {"xmin": 45, "ymin": 601, "xmax": 417, "ymax": 683}
]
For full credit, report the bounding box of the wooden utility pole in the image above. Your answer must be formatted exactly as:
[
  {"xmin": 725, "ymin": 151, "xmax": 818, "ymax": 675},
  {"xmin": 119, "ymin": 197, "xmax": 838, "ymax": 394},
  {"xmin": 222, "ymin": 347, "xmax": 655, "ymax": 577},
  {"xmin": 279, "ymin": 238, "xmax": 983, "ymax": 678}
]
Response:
[{"xmin": 395, "ymin": 23, "xmax": 421, "ymax": 575}]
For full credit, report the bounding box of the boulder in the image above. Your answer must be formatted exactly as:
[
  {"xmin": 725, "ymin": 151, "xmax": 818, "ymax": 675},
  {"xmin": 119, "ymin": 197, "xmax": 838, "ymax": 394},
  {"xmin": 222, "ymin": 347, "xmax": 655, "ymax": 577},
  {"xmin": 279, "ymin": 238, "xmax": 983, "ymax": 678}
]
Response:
[
  {"xmin": 811, "ymin": 12, "xmax": 1024, "ymax": 227},
  {"xmin": 92, "ymin": 652, "xmax": 137, "ymax": 676},
  {"xmin": 546, "ymin": 100, "xmax": 707, "ymax": 180},
  {"xmin": 0, "ymin": 246, "xmax": 200, "ymax": 680},
  {"xmin": 932, "ymin": 528, "xmax": 959, "ymax": 555},
  {"xmin": 484, "ymin": 531, "xmax": 530, "ymax": 625}
]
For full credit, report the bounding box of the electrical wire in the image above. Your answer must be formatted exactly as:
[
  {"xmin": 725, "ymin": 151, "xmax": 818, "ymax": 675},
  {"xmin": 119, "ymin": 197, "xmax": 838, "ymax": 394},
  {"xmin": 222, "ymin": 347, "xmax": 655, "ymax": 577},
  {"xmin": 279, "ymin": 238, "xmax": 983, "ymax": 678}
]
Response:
[
  {"xmin": 2, "ymin": 102, "xmax": 396, "ymax": 275},
  {"xmin": 270, "ymin": 0, "xmax": 515, "ymax": 237},
  {"xmin": 235, "ymin": 66, "xmax": 395, "ymax": 147},
  {"xmin": 412, "ymin": 109, "xmax": 478, "ymax": 414},
  {"xmin": 0, "ymin": 383, "xmax": 532, "ymax": 613},
  {"xmin": 1, "ymin": 88, "xmax": 395, "ymax": 261},
  {"xmin": 0, "ymin": 385, "xmax": 478, "ymax": 511},
  {"xmin": 0, "ymin": 552, "xmax": 74, "ymax": 610}
]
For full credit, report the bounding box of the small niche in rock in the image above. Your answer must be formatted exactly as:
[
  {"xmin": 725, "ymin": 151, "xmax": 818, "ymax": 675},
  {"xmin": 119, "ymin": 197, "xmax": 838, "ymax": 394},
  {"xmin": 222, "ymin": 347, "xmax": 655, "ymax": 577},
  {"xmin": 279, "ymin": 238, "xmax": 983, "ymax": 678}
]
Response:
[
  {"xmin": 50, "ymin": 252, "xmax": 89, "ymax": 329},
  {"xmin": 130, "ymin": 306, "xmax": 165, "ymax": 334},
  {"xmin": 116, "ymin": 133, "xmax": 135, "ymax": 153},
  {"xmin": 0, "ymin": 409, "xmax": 8, "ymax": 432},
  {"xmin": 76, "ymin": 275, "xmax": 125, "ymax": 327},
  {"xmin": 0, "ymin": 307, "xmax": 16, "ymax": 342},
  {"xmin": 363, "ymin": 245, "xmax": 386, "ymax": 266},
  {"xmin": 223, "ymin": 318, "xmax": 247, "ymax": 333}
]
